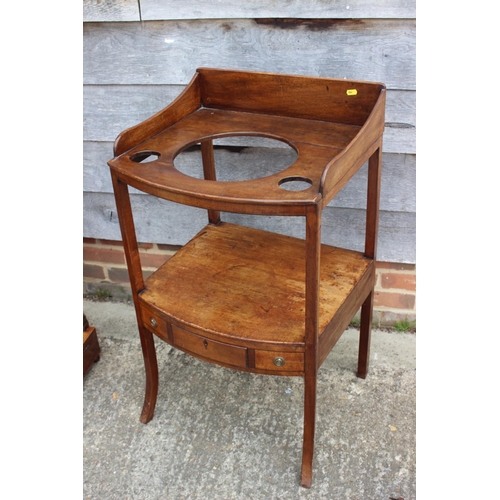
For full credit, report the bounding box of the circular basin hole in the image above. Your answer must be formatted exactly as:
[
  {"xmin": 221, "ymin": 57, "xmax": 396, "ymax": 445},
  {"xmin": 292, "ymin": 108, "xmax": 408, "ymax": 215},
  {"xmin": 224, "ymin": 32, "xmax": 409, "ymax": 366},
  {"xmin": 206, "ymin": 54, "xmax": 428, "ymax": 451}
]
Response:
[
  {"xmin": 173, "ymin": 137, "xmax": 297, "ymax": 181},
  {"xmin": 129, "ymin": 151, "xmax": 161, "ymax": 163},
  {"xmin": 278, "ymin": 176, "xmax": 313, "ymax": 191}
]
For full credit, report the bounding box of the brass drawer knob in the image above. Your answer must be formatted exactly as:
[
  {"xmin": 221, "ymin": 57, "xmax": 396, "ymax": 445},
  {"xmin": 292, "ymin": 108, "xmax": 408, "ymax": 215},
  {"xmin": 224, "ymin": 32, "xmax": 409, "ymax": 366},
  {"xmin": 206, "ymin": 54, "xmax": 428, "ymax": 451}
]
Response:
[
  {"xmin": 150, "ymin": 317, "xmax": 157, "ymax": 328},
  {"xmin": 274, "ymin": 356, "xmax": 285, "ymax": 367}
]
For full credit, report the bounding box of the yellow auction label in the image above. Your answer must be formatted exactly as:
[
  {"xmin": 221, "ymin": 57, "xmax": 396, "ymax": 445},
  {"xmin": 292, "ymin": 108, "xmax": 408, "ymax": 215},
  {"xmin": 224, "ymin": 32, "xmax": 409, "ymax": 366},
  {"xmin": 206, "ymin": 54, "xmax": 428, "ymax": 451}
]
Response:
[{"xmin": 346, "ymin": 89, "xmax": 358, "ymax": 96}]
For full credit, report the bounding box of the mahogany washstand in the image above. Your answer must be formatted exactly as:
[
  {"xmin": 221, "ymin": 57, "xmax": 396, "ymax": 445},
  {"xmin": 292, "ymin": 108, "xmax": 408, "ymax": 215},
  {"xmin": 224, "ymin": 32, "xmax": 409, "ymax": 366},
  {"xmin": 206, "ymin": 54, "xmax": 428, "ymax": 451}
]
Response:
[{"xmin": 108, "ymin": 68, "xmax": 386, "ymax": 487}]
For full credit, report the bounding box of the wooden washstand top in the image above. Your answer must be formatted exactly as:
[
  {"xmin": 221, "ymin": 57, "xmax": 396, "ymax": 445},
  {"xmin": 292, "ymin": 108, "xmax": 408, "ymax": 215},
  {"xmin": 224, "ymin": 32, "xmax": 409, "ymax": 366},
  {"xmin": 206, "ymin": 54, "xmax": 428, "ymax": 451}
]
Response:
[{"xmin": 108, "ymin": 68, "xmax": 386, "ymax": 215}]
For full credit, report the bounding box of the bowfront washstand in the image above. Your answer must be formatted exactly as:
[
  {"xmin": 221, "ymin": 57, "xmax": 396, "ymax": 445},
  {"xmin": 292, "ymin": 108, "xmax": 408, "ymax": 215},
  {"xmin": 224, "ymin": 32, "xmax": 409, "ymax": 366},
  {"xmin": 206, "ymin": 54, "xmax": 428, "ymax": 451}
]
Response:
[{"xmin": 108, "ymin": 68, "xmax": 386, "ymax": 487}]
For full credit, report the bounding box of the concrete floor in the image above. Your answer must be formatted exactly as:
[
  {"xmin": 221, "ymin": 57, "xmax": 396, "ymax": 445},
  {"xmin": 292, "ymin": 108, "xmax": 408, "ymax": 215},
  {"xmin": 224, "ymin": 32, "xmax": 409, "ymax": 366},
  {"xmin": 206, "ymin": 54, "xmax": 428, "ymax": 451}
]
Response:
[{"xmin": 83, "ymin": 299, "xmax": 416, "ymax": 500}]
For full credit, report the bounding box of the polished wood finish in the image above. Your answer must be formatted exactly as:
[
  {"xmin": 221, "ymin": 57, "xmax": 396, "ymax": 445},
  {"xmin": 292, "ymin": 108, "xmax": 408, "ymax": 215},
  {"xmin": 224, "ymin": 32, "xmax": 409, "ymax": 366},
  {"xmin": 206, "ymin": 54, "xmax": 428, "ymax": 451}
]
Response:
[
  {"xmin": 110, "ymin": 174, "xmax": 159, "ymax": 423},
  {"xmin": 200, "ymin": 139, "xmax": 221, "ymax": 224},
  {"xmin": 113, "ymin": 72, "xmax": 201, "ymax": 157},
  {"xmin": 197, "ymin": 67, "xmax": 382, "ymax": 125},
  {"xmin": 358, "ymin": 145, "xmax": 383, "ymax": 379},
  {"xmin": 108, "ymin": 68, "xmax": 385, "ymax": 487},
  {"xmin": 172, "ymin": 325, "xmax": 248, "ymax": 369},
  {"xmin": 300, "ymin": 203, "xmax": 321, "ymax": 487},
  {"xmin": 139, "ymin": 223, "xmax": 371, "ymax": 350},
  {"xmin": 83, "ymin": 314, "xmax": 100, "ymax": 376}
]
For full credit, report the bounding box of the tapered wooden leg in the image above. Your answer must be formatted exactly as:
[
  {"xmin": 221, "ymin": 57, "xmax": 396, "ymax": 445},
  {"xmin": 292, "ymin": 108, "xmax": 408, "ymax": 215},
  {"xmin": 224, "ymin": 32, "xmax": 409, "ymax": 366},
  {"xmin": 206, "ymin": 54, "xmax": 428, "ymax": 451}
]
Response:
[
  {"xmin": 139, "ymin": 325, "xmax": 159, "ymax": 424},
  {"xmin": 358, "ymin": 143, "xmax": 382, "ymax": 379},
  {"xmin": 300, "ymin": 366, "xmax": 317, "ymax": 488},
  {"xmin": 301, "ymin": 204, "xmax": 321, "ymax": 488},
  {"xmin": 111, "ymin": 173, "xmax": 159, "ymax": 424},
  {"xmin": 357, "ymin": 291, "xmax": 373, "ymax": 379}
]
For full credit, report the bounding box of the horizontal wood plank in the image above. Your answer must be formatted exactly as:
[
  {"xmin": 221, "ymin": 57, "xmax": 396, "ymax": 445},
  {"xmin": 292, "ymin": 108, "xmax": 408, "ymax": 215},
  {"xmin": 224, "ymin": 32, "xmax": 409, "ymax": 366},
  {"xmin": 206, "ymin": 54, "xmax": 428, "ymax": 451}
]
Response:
[
  {"xmin": 83, "ymin": 85, "xmax": 415, "ymax": 153},
  {"xmin": 83, "ymin": 19, "xmax": 415, "ymax": 90},
  {"xmin": 383, "ymin": 125, "xmax": 415, "ymax": 154},
  {"xmin": 84, "ymin": 142, "xmax": 415, "ymax": 213},
  {"xmin": 83, "ymin": 0, "xmax": 416, "ymax": 23},
  {"xmin": 83, "ymin": 192, "xmax": 415, "ymax": 262},
  {"xmin": 83, "ymin": 0, "xmax": 140, "ymax": 22},
  {"xmin": 82, "ymin": 86, "xmax": 185, "ymax": 141},
  {"xmin": 140, "ymin": 0, "xmax": 415, "ymax": 21},
  {"xmin": 223, "ymin": 209, "xmax": 416, "ymax": 264}
]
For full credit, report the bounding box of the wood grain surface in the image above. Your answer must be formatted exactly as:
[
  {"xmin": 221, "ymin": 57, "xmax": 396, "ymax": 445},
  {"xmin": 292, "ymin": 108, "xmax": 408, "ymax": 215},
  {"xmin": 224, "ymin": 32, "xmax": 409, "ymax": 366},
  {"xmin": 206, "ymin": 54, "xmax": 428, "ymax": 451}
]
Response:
[
  {"xmin": 83, "ymin": 19, "xmax": 415, "ymax": 90},
  {"xmin": 140, "ymin": 222, "xmax": 371, "ymax": 347},
  {"xmin": 84, "ymin": 0, "xmax": 415, "ymax": 22}
]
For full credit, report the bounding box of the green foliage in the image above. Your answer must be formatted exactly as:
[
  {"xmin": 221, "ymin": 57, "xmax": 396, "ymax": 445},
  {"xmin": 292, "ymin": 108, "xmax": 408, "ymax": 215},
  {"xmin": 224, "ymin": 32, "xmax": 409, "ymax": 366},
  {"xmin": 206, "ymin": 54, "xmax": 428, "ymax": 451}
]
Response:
[
  {"xmin": 350, "ymin": 316, "xmax": 361, "ymax": 328},
  {"xmin": 394, "ymin": 318, "xmax": 416, "ymax": 332},
  {"xmin": 95, "ymin": 288, "xmax": 112, "ymax": 300}
]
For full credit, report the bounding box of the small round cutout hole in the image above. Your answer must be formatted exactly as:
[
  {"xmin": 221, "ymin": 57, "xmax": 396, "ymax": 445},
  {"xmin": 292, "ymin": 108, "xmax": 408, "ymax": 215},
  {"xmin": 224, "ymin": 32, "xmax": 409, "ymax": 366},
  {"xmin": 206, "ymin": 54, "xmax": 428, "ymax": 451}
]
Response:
[
  {"xmin": 278, "ymin": 176, "xmax": 313, "ymax": 191},
  {"xmin": 130, "ymin": 151, "xmax": 161, "ymax": 163}
]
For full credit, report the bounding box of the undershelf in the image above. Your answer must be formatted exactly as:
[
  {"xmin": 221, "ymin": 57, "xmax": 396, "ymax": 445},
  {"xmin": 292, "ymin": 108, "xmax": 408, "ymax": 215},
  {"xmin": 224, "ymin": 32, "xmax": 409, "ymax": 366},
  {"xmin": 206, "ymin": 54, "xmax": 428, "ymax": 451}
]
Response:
[{"xmin": 139, "ymin": 222, "xmax": 372, "ymax": 350}]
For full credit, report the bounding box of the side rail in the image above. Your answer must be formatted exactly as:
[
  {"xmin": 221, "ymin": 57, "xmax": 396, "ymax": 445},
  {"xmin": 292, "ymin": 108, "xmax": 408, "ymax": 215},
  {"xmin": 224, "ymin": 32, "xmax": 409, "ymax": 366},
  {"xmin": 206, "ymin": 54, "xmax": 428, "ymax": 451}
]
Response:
[
  {"xmin": 113, "ymin": 73, "xmax": 202, "ymax": 157},
  {"xmin": 319, "ymin": 88, "xmax": 386, "ymax": 206}
]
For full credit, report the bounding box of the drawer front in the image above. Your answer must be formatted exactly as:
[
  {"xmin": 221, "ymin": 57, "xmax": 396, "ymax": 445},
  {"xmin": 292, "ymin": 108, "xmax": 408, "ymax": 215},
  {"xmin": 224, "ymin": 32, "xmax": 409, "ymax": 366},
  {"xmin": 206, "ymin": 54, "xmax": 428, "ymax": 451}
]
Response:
[
  {"xmin": 172, "ymin": 325, "xmax": 247, "ymax": 368},
  {"xmin": 140, "ymin": 305, "xmax": 169, "ymax": 342},
  {"xmin": 254, "ymin": 350, "xmax": 304, "ymax": 372}
]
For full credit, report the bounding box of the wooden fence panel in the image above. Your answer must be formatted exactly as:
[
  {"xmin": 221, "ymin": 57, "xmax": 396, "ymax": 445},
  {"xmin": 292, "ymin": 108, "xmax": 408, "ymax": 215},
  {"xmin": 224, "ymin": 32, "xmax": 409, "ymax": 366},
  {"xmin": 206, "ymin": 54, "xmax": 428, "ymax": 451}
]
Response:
[
  {"xmin": 83, "ymin": 192, "xmax": 416, "ymax": 263},
  {"xmin": 83, "ymin": 19, "xmax": 416, "ymax": 90},
  {"xmin": 140, "ymin": 0, "xmax": 416, "ymax": 20},
  {"xmin": 83, "ymin": 0, "xmax": 140, "ymax": 22}
]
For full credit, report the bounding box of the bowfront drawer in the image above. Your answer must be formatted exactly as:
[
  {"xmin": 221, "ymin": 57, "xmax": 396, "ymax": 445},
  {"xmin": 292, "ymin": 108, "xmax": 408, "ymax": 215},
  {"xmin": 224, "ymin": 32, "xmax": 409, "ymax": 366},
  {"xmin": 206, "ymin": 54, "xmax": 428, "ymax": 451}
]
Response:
[
  {"xmin": 254, "ymin": 350, "xmax": 304, "ymax": 372},
  {"xmin": 140, "ymin": 304, "xmax": 169, "ymax": 342},
  {"xmin": 172, "ymin": 325, "xmax": 247, "ymax": 368}
]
